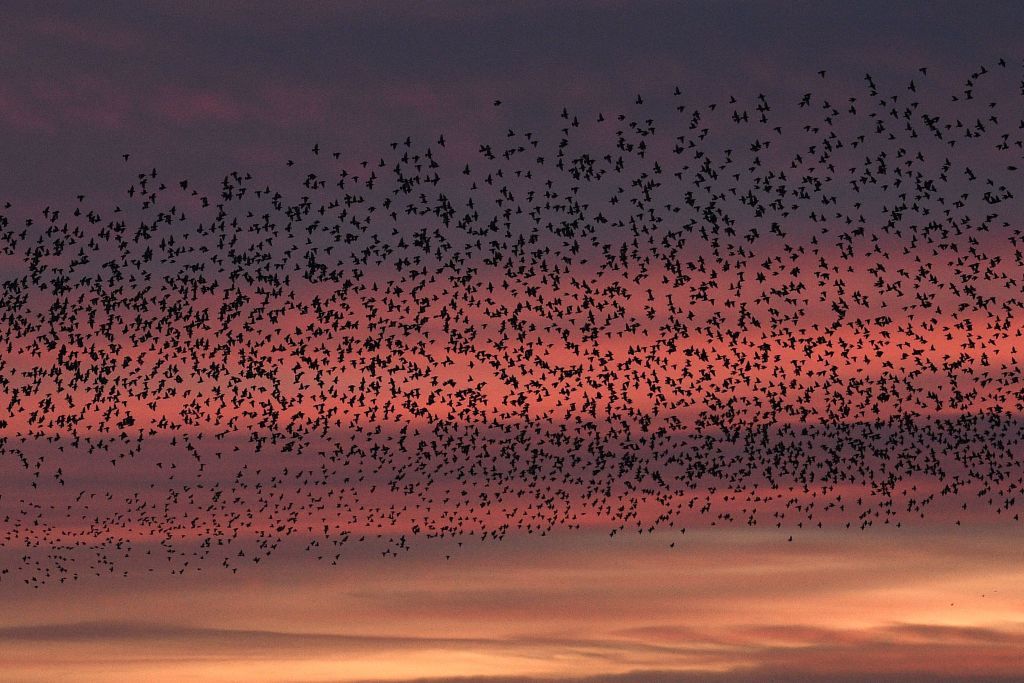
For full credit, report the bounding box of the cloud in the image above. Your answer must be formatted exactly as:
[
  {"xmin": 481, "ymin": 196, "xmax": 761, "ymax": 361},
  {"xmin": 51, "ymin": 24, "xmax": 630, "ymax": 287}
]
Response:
[
  {"xmin": 152, "ymin": 86, "xmax": 243, "ymax": 125},
  {"xmin": 31, "ymin": 15, "xmax": 142, "ymax": 52},
  {"xmin": 3, "ymin": 618, "xmax": 1024, "ymax": 680},
  {"xmin": 350, "ymin": 670, "xmax": 1024, "ymax": 683},
  {"xmin": 0, "ymin": 619, "xmax": 729, "ymax": 663},
  {"xmin": 0, "ymin": 620, "xmax": 495, "ymax": 652}
]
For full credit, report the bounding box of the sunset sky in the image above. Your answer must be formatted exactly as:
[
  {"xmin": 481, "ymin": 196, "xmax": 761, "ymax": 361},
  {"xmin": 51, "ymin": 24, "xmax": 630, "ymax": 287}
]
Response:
[{"xmin": 3, "ymin": 2, "xmax": 1024, "ymax": 681}]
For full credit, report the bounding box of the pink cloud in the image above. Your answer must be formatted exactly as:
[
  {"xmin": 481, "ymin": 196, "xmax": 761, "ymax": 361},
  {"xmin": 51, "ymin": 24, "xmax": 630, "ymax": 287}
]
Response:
[
  {"xmin": 257, "ymin": 84, "xmax": 330, "ymax": 126},
  {"xmin": 0, "ymin": 83, "xmax": 54, "ymax": 133},
  {"xmin": 32, "ymin": 16, "xmax": 141, "ymax": 52},
  {"xmin": 0, "ymin": 76, "xmax": 132, "ymax": 133},
  {"xmin": 153, "ymin": 86, "xmax": 243, "ymax": 125}
]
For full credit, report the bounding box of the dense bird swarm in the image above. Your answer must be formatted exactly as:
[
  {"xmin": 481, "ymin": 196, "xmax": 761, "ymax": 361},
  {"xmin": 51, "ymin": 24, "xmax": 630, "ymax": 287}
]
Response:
[{"xmin": 4, "ymin": 63, "xmax": 1024, "ymax": 584}]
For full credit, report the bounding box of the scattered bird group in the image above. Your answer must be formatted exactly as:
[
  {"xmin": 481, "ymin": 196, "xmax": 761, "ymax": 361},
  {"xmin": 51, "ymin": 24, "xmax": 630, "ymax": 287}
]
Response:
[{"xmin": 3, "ymin": 62, "xmax": 1024, "ymax": 584}]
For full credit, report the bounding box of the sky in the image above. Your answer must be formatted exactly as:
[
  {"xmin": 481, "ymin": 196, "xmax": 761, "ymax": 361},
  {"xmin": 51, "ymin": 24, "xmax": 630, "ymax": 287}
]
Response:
[
  {"xmin": 1, "ymin": 0, "xmax": 1020, "ymax": 207},
  {"xmin": 4, "ymin": 1, "xmax": 1024, "ymax": 681}
]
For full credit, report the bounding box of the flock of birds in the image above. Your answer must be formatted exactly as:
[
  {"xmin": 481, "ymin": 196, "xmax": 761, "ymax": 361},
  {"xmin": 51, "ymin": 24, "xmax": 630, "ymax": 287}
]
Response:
[{"xmin": 4, "ymin": 63, "xmax": 1024, "ymax": 583}]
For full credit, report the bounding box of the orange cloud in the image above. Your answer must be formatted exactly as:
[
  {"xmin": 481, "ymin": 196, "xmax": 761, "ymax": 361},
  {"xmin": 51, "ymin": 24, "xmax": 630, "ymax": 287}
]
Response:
[{"xmin": 1, "ymin": 526, "xmax": 1023, "ymax": 681}]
